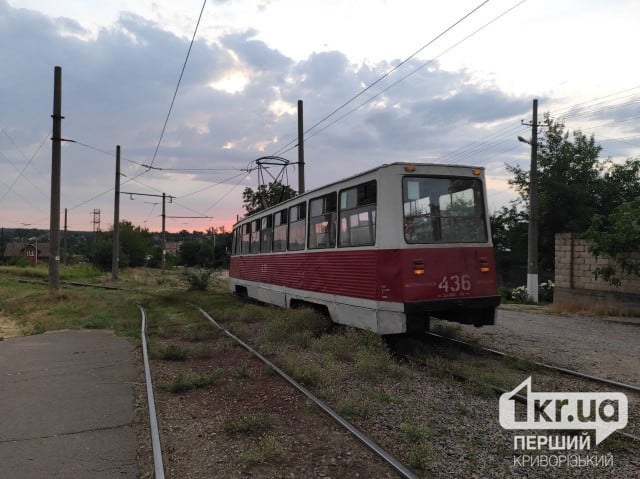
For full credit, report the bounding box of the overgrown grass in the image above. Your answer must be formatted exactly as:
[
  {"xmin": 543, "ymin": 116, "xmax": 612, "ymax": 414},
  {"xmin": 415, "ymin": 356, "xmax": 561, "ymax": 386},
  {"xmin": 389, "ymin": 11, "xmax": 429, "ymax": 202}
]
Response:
[
  {"xmin": 430, "ymin": 320, "xmax": 462, "ymax": 339},
  {"xmin": 183, "ymin": 321, "xmax": 221, "ymax": 342},
  {"xmin": 0, "ymin": 276, "xmax": 141, "ymax": 338},
  {"xmin": 238, "ymin": 436, "xmax": 286, "ymax": 465},
  {"xmin": 223, "ymin": 413, "xmax": 271, "ymax": 434},
  {"xmin": 280, "ymin": 356, "xmax": 329, "ymax": 388},
  {"xmin": 262, "ymin": 308, "xmax": 332, "ymax": 344},
  {"xmin": 159, "ymin": 370, "xmax": 222, "ymax": 393},
  {"xmin": 335, "ymin": 397, "xmax": 375, "ymax": 419},
  {"xmin": 406, "ymin": 443, "xmax": 434, "ymax": 470},
  {"xmin": 400, "ymin": 415, "xmax": 434, "ymax": 470},
  {"xmin": 155, "ymin": 344, "xmax": 189, "ymax": 361}
]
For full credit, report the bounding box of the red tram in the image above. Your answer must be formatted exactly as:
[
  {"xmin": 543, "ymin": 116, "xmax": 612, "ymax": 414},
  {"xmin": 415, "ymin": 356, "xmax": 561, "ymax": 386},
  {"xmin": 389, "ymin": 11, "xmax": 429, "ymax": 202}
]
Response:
[{"xmin": 230, "ymin": 163, "xmax": 500, "ymax": 334}]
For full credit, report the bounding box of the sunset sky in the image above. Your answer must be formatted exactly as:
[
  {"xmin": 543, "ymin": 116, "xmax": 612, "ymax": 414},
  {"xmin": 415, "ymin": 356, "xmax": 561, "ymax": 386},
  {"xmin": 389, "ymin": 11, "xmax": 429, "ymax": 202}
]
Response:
[{"xmin": 2, "ymin": 0, "xmax": 639, "ymax": 233}]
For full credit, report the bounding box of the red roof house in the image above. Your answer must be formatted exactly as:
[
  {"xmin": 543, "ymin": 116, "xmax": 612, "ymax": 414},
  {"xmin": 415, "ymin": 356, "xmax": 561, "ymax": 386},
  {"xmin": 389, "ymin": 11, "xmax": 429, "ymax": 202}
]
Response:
[{"xmin": 3, "ymin": 242, "xmax": 50, "ymax": 264}]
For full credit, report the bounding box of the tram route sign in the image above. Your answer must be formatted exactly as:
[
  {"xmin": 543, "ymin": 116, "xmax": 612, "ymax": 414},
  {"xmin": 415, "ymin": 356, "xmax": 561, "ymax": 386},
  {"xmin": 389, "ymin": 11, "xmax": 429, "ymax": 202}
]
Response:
[{"xmin": 499, "ymin": 376, "xmax": 628, "ymax": 445}]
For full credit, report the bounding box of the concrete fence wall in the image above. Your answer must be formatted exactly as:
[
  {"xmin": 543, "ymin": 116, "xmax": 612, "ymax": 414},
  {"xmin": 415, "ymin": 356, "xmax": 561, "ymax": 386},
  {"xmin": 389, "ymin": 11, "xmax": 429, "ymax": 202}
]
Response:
[{"xmin": 554, "ymin": 233, "xmax": 640, "ymax": 313}]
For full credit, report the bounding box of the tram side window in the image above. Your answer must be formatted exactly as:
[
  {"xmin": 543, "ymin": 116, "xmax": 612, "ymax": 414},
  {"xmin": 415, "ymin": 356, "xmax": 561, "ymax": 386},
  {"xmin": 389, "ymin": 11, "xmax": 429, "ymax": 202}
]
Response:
[
  {"xmin": 231, "ymin": 229, "xmax": 237, "ymax": 255},
  {"xmin": 241, "ymin": 223, "xmax": 251, "ymax": 254},
  {"xmin": 308, "ymin": 193, "xmax": 337, "ymax": 249},
  {"xmin": 234, "ymin": 228, "xmax": 242, "ymax": 255},
  {"xmin": 288, "ymin": 203, "xmax": 306, "ymax": 251},
  {"xmin": 260, "ymin": 215, "xmax": 273, "ymax": 253},
  {"xmin": 339, "ymin": 180, "xmax": 377, "ymax": 247},
  {"xmin": 273, "ymin": 209, "xmax": 288, "ymax": 252},
  {"xmin": 250, "ymin": 219, "xmax": 261, "ymax": 254}
]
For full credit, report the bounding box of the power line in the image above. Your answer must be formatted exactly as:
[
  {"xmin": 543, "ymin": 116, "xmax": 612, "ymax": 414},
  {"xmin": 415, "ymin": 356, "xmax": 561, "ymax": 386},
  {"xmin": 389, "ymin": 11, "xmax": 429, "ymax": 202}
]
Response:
[
  {"xmin": 272, "ymin": 0, "xmax": 492, "ymax": 157},
  {"xmin": 0, "ymin": 130, "xmax": 50, "ymax": 205},
  {"xmin": 450, "ymin": 83, "xmax": 640, "ymax": 168},
  {"xmin": 548, "ymin": 84, "xmax": 640, "ymax": 119},
  {"xmin": 201, "ymin": 172, "xmax": 248, "ymax": 216},
  {"xmin": 285, "ymin": 0, "xmax": 528, "ymax": 155},
  {"xmin": 179, "ymin": 171, "xmax": 247, "ymax": 200},
  {"xmin": 147, "ymin": 0, "xmax": 207, "ymax": 171}
]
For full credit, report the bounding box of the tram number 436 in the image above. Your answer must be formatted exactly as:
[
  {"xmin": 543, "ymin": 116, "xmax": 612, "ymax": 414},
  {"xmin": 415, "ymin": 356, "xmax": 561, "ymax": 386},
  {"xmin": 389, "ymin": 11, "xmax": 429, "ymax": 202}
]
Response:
[{"xmin": 438, "ymin": 274, "xmax": 471, "ymax": 293}]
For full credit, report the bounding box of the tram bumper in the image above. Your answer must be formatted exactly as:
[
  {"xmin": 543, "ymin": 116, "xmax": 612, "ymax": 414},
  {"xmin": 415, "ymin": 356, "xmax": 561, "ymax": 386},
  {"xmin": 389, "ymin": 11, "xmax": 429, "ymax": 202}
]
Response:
[{"xmin": 404, "ymin": 295, "xmax": 501, "ymax": 327}]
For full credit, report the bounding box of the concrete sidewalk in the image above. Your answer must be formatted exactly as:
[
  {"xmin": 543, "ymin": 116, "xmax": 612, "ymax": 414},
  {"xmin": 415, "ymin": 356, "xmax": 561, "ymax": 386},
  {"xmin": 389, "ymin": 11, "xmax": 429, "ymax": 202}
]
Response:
[{"xmin": 0, "ymin": 330, "xmax": 139, "ymax": 479}]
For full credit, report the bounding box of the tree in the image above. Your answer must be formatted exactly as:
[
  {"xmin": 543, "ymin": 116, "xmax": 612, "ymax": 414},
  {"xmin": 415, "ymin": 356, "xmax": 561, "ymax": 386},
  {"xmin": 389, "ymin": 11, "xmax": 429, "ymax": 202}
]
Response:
[
  {"xmin": 242, "ymin": 181, "xmax": 297, "ymax": 216},
  {"xmin": 89, "ymin": 220, "xmax": 152, "ymax": 270},
  {"xmin": 503, "ymin": 114, "xmax": 640, "ymax": 282},
  {"xmin": 585, "ymin": 197, "xmax": 640, "ymax": 286},
  {"xmin": 507, "ymin": 114, "xmax": 604, "ymax": 272},
  {"xmin": 490, "ymin": 205, "xmax": 529, "ymax": 285},
  {"xmin": 178, "ymin": 240, "xmax": 212, "ymax": 267},
  {"xmin": 598, "ymin": 158, "xmax": 640, "ymax": 215}
]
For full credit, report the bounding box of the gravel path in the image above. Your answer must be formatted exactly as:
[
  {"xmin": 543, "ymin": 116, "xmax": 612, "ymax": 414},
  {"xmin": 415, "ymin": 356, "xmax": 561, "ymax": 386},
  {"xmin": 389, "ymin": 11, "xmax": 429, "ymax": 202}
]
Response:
[{"xmin": 456, "ymin": 305, "xmax": 640, "ymax": 386}]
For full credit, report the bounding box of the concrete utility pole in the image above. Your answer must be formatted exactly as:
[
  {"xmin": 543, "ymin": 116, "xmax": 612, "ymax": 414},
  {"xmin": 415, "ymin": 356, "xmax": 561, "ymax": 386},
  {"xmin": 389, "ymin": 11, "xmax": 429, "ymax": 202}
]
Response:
[
  {"xmin": 297, "ymin": 99, "xmax": 305, "ymax": 194},
  {"xmin": 112, "ymin": 145, "xmax": 121, "ymax": 280},
  {"xmin": 120, "ymin": 190, "xmax": 174, "ymax": 270},
  {"xmin": 63, "ymin": 208, "xmax": 68, "ymax": 266},
  {"xmin": 520, "ymin": 99, "xmax": 539, "ymax": 302},
  {"xmin": 162, "ymin": 193, "xmax": 166, "ymax": 270},
  {"xmin": 49, "ymin": 66, "xmax": 62, "ymax": 293}
]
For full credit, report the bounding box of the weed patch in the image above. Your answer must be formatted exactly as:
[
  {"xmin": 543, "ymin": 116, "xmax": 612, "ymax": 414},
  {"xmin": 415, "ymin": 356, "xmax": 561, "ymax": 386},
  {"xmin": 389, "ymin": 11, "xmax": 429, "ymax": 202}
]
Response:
[
  {"xmin": 406, "ymin": 443, "xmax": 434, "ymax": 470},
  {"xmin": 238, "ymin": 436, "xmax": 286, "ymax": 465},
  {"xmin": 157, "ymin": 344, "xmax": 189, "ymax": 361},
  {"xmin": 335, "ymin": 398, "xmax": 375, "ymax": 419},
  {"xmin": 223, "ymin": 413, "xmax": 271, "ymax": 435},
  {"xmin": 159, "ymin": 370, "xmax": 222, "ymax": 393}
]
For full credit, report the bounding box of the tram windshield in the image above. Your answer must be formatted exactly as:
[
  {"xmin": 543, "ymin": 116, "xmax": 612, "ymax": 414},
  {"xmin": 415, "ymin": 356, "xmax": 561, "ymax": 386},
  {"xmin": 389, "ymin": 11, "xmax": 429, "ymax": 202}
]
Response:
[{"xmin": 403, "ymin": 177, "xmax": 487, "ymax": 243}]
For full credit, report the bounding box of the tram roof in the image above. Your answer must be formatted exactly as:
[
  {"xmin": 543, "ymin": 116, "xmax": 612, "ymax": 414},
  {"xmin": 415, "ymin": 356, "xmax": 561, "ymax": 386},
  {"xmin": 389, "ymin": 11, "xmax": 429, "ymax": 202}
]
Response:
[{"xmin": 234, "ymin": 162, "xmax": 485, "ymax": 227}]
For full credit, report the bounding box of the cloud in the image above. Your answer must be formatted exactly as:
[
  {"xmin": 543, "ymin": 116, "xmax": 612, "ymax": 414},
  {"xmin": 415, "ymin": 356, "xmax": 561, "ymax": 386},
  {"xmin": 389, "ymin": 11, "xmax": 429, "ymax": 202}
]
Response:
[
  {"xmin": 0, "ymin": 1, "xmax": 545, "ymax": 230},
  {"xmin": 220, "ymin": 29, "xmax": 291, "ymax": 73}
]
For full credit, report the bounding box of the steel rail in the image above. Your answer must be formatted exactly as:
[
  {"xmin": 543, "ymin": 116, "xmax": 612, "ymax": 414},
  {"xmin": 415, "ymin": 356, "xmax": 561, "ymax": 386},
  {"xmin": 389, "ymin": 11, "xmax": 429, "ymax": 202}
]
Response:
[
  {"xmin": 426, "ymin": 332, "xmax": 640, "ymax": 394},
  {"xmin": 138, "ymin": 305, "xmax": 166, "ymax": 479},
  {"xmin": 196, "ymin": 307, "xmax": 418, "ymax": 479}
]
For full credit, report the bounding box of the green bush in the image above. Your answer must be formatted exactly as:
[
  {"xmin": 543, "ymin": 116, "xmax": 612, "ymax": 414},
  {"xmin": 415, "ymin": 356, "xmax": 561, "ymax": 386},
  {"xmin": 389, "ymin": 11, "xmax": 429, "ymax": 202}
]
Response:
[
  {"xmin": 9, "ymin": 255, "xmax": 32, "ymax": 267},
  {"xmin": 500, "ymin": 282, "xmax": 554, "ymax": 303},
  {"xmin": 184, "ymin": 268, "xmax": 211, "ymax": 291},
  {"xmin": 538, "ymin": 280, "xmax": 554, "ymax": 303}
]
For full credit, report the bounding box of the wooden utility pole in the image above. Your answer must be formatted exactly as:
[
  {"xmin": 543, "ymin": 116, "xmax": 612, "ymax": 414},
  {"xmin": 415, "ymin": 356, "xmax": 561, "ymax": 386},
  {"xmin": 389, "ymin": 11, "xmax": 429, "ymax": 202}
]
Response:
[
  {"xmin": 297, "ymin": 100, "xmax": 305, "ymax": 194},
  {"xmin": 111, "ymin": 145, "xmax": 121, "ymax": 280},
  {"xmin": 49, "ymin": 66, "xmax": 62, "ymax": 293}
]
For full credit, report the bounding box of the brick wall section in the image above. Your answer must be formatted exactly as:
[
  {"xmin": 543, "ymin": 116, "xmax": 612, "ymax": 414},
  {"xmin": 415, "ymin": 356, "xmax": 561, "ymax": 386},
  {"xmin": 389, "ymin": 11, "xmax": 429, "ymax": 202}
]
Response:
[{"xmin": 554, "ymin": 233, "xmax": 640, "ymax": 312}]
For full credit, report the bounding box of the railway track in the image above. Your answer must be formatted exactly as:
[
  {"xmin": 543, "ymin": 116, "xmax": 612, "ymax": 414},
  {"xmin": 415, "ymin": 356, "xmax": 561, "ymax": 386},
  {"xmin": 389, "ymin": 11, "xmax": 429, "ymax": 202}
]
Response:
[
  {"xmin": 425, "ymin": 331, "xmax": 640, "ymax": 394},
  {"xmin": 11, "ymin": 276, "xmax": 638, "ymax": 477},
  {"xmin": 401, "ymin": 331, "xmax": 640, "ymax": 445},
  {"xmin": 138, "ymin": 305, "xmax": 166, "ymax": 479},
  {"xmin": 137, "ymin": 302, "xmax": 419, "ymax": 479}
]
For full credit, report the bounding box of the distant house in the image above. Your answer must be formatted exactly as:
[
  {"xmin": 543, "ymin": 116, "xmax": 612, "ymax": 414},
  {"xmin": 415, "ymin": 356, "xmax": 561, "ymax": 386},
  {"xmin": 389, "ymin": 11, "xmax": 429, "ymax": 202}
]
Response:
[
  {"xmin": 165, "ymin": 241, "xmax": 181, "ymax": 256},
  {"xmin": 3, "ymin": 242, "xmax": 50, "ymax": 264}
]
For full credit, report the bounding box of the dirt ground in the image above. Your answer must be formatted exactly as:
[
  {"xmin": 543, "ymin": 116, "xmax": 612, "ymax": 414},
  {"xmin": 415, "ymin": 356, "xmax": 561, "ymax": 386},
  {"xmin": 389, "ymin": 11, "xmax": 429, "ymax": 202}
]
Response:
[
  {"xmin": 138, "ymin": 338, "xmax": 400, "ymax": 479},
  {"xmin": 457, "ymin": 305, "xmax": 640, "ymax": 385}
]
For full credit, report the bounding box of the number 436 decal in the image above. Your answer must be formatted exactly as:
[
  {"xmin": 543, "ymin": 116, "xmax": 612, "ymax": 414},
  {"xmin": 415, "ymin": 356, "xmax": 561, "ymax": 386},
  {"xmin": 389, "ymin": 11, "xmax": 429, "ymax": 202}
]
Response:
[{"xmin": 438, "ymin": 274, "xmax": 471, "ymax": 293}]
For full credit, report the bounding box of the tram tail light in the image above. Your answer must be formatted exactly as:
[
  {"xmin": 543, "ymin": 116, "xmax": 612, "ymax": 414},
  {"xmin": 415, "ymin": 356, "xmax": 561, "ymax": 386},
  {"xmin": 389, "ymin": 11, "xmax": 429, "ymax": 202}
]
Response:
[
  {"xmin": 479, "ymin": 257, "xmax": 490, "ymax": 273},
  {"xmin": 413, "ymin": 261, "xmax": 425, "ymax": 276}
]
